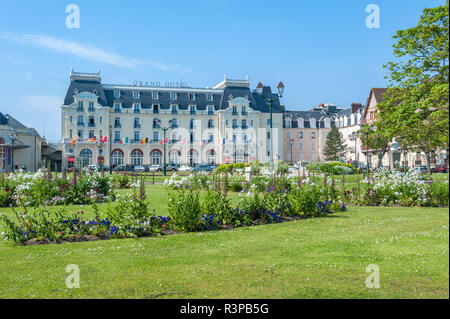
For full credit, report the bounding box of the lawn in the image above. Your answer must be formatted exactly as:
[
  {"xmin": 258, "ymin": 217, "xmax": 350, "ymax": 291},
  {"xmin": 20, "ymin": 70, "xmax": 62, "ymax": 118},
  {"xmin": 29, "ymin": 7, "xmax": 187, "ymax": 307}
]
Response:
[{"xmin": 0, "ymin": 192, "xmax": 448, "ymax": 298}]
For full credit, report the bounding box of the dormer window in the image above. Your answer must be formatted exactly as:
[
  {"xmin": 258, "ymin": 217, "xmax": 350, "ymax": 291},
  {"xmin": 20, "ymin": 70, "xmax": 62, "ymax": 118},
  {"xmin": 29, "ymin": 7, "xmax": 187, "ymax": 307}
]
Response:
[
  {"xmin": 207, "ymin": 105, "xmax": 214, "ymax": 115},
  {"xmin": 285, "ymin": 118, "xmax": 292, "ymax": 128},
  {"xmin": 114, "ymin": 102, "xmax": 121, "ymax": 113},
  {"xmin": 152, "ymin": 92, "xmax": 159, "ymax": 100},
  {"xmin": 189, "ymin": 93, "xmax": 195, "ymax": 101},
  {"xmin": 189, "ymin": 105, "xmax": 196, "ymax": 115},
  {"xmin": 133, "ymin": 91, "xmax": 140, "ymax": 99},
  {"xmin": 114, "ymin": 90, "xmax": 121, "ymax": 99},
  {"xmin": 133, "ymin": 103, "xmax": 140, "ymax": 114},
  {"xmin": 171, "ymin": 104, "xmax": 178, "ymax": 114},
  {"xmin": 88, "ymin": 101, "xmax": 95, "ymax": 112},
  {"xmin": 206, "ymin": 94, "xmax": 213, "ymax": 101},
  {"xmin": 171, "ymin": 92, "xmax": 177, "ymax": 100}
]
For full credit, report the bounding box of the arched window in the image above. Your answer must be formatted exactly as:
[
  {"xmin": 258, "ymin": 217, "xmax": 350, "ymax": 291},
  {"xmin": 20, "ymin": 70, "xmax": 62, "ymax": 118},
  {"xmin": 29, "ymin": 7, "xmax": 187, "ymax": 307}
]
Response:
[
  {"xmin": 169, "ymin": 150, "xmax": 181, "ymax": 165},
  {"xmin": 206, "ymin": 150, "xmax": 216, "ymax": 165},
  {"xmin": 0, "ymin": 137, "xmax": 5, "ymax": 171},
  {"xmin": 188, "ymin": 150, "xmax": 199, "ymax": 166},
  {"xmin": 131, "ymin": 149, "xmax": 143, "ymax": 166},
  {"xmin": 79, "ymin": 149, "xmax": 93, "ymax": 167},
  {"xmin": 111, "ymin": 149, "xmax": 124, "ymax": 167},
  {"xmin": 150, "ymin": 149, "xmax": 162, "ymax": 165}
]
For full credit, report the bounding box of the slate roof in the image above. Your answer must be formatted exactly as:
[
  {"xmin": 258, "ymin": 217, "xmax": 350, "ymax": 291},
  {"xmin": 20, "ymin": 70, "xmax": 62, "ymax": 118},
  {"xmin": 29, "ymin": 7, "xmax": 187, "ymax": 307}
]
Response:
[{"xmin": 63, "ymin": 73, "xmax": 283, "ymax": 113}]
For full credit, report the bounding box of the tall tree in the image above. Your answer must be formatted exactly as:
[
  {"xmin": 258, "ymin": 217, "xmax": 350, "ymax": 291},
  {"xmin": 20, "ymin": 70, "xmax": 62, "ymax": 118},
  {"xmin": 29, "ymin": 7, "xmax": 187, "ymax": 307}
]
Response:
[
  {"xmin": 376, "ymin": 1, "xmax": 449, "ymax": 179},
  {"xmin": 359, "ymin": 124, "xmax": 391, "ymax": 168},
  {"xmin": 323, "ymin": 126, "xmax": 347, "ymax": 161}
]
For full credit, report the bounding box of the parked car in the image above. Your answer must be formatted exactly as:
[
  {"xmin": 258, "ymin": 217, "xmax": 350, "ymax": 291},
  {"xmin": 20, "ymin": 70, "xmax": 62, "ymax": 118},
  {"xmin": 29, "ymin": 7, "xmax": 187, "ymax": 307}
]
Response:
[
  {"xmin": 149, "ymin": 164, "xmax": 162, "ymax": 172},
  {"xmin": 165, "ymin": 163, "xmax": 179, "ymax": 171},
  {"xmin": 415, "ymin": 166, "xmax": 428, "ymax": 173},
  {"xmin": 192, "ymin": 165, "xmax": 213, "ymax": 172},
  {"xmin": 82, "ymin": 165, "xmax": 97, "ymax": 172},
  {"xmin": 431, "ymin": 165, "xmax": 448, "ymax": 173},
  {"xmin": 133, "ymin": 165, "xmax": 146, "ymax": 172},
  {"xmin": 178, "ymin": 165, "xmax": 193, "ymax": 172}
]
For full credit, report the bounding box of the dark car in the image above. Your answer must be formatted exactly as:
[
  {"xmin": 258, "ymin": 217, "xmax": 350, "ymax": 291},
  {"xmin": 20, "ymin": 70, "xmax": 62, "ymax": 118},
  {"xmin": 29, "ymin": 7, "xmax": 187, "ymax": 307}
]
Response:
[
  {"xmin": 113, "ymin": 165, "xmax": 133, "ymax": 172},
  {"xmin": 192, "ymin": 164, "xmax": 213, "ymax": 172},
  {"xmin": 431, "ymin": 165, "xmax": 448, "ymax": 173}
]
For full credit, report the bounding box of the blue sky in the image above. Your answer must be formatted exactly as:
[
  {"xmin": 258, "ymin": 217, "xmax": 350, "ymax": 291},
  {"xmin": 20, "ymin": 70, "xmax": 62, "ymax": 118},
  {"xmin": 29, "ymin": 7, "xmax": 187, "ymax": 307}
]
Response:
[{"xmin": 0, "ymin": 0, "xmax": 445, "ymax": 141}]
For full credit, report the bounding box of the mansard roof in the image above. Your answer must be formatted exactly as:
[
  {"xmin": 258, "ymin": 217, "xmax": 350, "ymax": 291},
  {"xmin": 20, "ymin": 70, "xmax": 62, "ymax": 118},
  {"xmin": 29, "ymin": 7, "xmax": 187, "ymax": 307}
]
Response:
[{"xmin": 63, "ymin": 71, "xmax": 283, "ymax": 113}]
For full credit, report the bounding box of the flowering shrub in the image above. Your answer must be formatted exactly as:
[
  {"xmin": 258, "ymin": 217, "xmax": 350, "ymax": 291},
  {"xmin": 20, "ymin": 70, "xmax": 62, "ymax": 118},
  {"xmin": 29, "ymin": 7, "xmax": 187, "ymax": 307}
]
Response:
[
  {"xmin": 0, "ymin": 170, "xmax": 115, "ymax": 207},
  {"xmin": 370, "ymin": 169, "xmax": 427, "ymax": 206},
  {"xmin": 164, "ymin": 172, "xmax": 211, "ymax": 191},
  {"xmin": 167, "ymin": 188, "xmax": 202, "ymax": 232}
]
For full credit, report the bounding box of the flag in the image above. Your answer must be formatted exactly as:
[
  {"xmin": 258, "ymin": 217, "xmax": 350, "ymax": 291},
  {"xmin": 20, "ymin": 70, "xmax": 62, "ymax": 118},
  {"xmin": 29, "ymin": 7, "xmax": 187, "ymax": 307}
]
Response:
[
  {"xmin": 201, "ymin": 140, "xmax": 206, "ymax": 147},
  {"xmin": 160, "ymin": 137, "xmax": 169, "ymax": 145},
  {"xmin": 181, "ymin": 138, "xmax": 187, "ymax": 144},
  {"xmin": 87, "ymin": 137, "xmax": 96, "ymax": 143},
  {"xmin": 71, "ymin": 137, "xmax": 77, "ymax": 145},
  {"xmin": 119, "ymin": 137, "xmax": 129, "ymax": 144},
  {"xmin": 102, "ymin": 136, "xmax": 107, "ymax": 143},
  {"xmin": 140, "ymin": 138, "xmax": 147, "ymax": 144}
]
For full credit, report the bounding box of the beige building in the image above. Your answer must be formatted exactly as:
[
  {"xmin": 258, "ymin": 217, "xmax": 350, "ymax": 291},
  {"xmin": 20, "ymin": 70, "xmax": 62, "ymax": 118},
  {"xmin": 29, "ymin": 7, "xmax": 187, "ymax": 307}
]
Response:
[
  {"xmin": 61, "ymin": 70, "xmax": 284, "ymax": 169},
  {"xmin": 0, "ymin": 113, "xmax": 42, "ymax": 172}
]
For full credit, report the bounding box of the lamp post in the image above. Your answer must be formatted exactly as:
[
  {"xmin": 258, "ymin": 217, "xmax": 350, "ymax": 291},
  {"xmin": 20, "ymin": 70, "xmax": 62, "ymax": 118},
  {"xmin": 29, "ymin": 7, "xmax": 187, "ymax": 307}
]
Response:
[
  {"xmin": 256, "ymin": 81, "xmax": 284, "ymax": 173},
  {"xmin": 363, "ymin": 125, "xmax": 373, "ymax": 179},
  {"xmin": 159, "ymin": 119, "xmax": 172, "ymax": 176},
  {"xmin": 109, "ymin": 125, "xmax": 112, "ymax": 175},
  {"xmin": 9, "ymin": 132, "xmax": 17, "ymax": 173},
  {"xmin": 288, "ymin": 138, "xmax": 294, "ymax": 164},
  {"xmin": 351, "ymin": 131, "xmax": 360, "ymax": 169}
]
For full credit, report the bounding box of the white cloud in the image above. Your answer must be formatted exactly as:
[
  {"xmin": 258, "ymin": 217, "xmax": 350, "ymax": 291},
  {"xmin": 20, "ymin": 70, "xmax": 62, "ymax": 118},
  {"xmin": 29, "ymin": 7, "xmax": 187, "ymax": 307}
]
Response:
[{"xmin": 1, "ymin": 32, "xmax": 189, "ymax": 71}]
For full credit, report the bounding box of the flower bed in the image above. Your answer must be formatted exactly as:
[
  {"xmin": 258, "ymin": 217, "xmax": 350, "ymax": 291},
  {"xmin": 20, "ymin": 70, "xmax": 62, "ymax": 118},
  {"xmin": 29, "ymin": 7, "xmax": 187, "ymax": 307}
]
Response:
[{"xmin": 0, "ymin": 170, "xmax": 115, "ymax": 207}]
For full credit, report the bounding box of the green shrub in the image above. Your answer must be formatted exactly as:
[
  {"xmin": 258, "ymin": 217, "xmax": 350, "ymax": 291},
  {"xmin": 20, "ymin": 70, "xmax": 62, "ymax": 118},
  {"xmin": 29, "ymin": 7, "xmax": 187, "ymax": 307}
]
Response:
[
  {"xmin": 0, "ymin": 189, "xmax": 10, "ymax": 207},
  {"xmin": 428, "ymin": 182, "xmax": 449, "ymax": 206},
  {"xmin": 288, "ymin": 184, "xmax": 320, "ymax": 217},
  {"xmin": 230, "ymin": 180, "xmax": 243, "ymax": 192},
  {"xmin": 168, "ymin": 188, "xmax": 201, "ymax": 232}
]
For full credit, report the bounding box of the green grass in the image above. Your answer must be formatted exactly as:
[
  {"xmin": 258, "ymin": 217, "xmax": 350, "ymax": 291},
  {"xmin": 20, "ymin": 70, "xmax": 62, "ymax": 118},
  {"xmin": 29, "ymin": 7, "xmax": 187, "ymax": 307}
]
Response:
[{"xmin": 0, "ymin": 198, "xmax": 448, "ymax": 298}]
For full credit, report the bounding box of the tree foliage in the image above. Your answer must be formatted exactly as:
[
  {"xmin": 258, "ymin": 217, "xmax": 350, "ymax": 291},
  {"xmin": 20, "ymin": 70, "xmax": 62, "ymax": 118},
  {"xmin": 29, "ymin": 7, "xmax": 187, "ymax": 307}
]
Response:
[
  {"xmin": 376, "ymin": 1, "xmax": 449, "ymax": 177},
  {"xmin": 323, "ymin": 126, "xmax": 347, "ymax": 161}
]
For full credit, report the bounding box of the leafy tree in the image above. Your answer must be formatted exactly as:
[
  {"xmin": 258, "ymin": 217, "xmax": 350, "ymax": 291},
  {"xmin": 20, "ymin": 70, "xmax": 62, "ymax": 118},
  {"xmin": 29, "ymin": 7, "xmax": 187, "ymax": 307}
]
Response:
[
  {"xmin": 376, "ymin": 1, "xmax": 449, "ymax": 179},
  {"xmin": 359, "ymin": 124, "xmax": 391, "ymax": 168},
  {"xmin": 323, "ymin": 126, "xmax": 347, "ymax": 161}
]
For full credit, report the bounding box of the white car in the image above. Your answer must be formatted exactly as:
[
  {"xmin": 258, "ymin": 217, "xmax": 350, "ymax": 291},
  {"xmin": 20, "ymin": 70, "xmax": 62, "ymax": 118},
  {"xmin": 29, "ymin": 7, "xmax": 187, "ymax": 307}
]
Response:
[
  {"xmin": 178, "ymin": 165, "xmax": 192, "ymax": 172},
  {"xmin": 133, "ymin": 165, "xmax": 145, "ymax": 172},
  {"xmin": 148, "ymin": 165, "xmax": 162, "ymax": 172}
]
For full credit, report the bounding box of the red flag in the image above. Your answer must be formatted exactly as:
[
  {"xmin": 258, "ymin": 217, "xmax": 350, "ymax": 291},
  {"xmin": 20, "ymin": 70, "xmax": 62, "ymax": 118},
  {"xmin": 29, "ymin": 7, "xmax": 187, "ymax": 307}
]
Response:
[{"xmin": 103, "ymin": 136, "xmax": 107, "ymax": 142}]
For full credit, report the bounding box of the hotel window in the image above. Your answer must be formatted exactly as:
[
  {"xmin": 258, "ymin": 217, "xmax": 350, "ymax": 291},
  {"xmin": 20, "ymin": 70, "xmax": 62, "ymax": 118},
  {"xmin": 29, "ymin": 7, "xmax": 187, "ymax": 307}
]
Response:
[
  {"xmin": 77, "ymin": 101, "xmax": 84, "ymax": 112},
  {"xmin": 208, "ymin": 134, "xmax": 214, "ymax": 143},
  {"xmin": 242, "ymin": 119, "xmax": 247, "ymax": 129},
  {"xmin": 134, "ymin": 118, "xmax": 141, "ymax": 128},
  {"xmin": 88, "ymin": 102, "xmax": 94, "ymax": 112},
  {"xmin": 232, "ymin": 135, "xmax": 236, "ymax": 143},
  {"xmin": 78, "ymin": 130, "xmax": 84, "ymax": 138},
  {"xmin": 243, "ymin": 134, "xmax": 247, "ymax": 143},
  {"xmin": 69, "ymin": 130, "xmax": 73, "ymax": 139},
  {"xmin": 114, "ymin": 90, "xmax": 121, "ymax": 99},
  {"xmin": 311, "ymin": 132, "xmax": 316, "ymax": 139},
  {"xmin": 88, "ymin": 116, "xmax": 95, "ymax": 127},
  {"xmin": 152, "ymin": 92, "xmax": 159, "ymax": 100},
  {"xmin": 69, "ymin": 116, "xmax": 73, "ymax": 123},
  {"xmin": 242, "ymin": 106, "xmax": 247, "ymax": 115},
  {"xmin": 89, "ymin": 130, "xmax": 95, "ymax": 139},
  {"xmin": 207, "ymin": 105, "xmax": 214, "ymax": 115},
  {"xmin": 77, "ymin": 116, "xmax": 84, "ymax": 125},
  {"xmin": 114, "ymin": 118, "xmax": 121, "ymax": 128},
  {"xmin": 99, "ymin": 116, "xmax": 102, "ymax": 124},
  {"xmin": 189, "ymin": 105, "xmax": 196, "ymax": 115},
  {"xmin": 133, "ymin": 103, "xmax": 140, "ymax": 113},
  {"xmin": 114, "ymin": 131, "xmax": 120, "ymax": 143},
  {"xmin": 298, "ymin": 131, "xmax": 304, "ymax": 139},
  {"xmin": 170, "ymin": 92, "xmax": 177, "ymax": 100},
  {"xmin": 171, "ymin": 118, "xmax": 178, "ymax": 128},
  {"xmin": 267, "ymin": 119, "xmax": 270, "ymax": 125},
  {"xmin": 99, "ymin": 130, "xmax": 103, "ymax": 138},
  {"xmin": 189, "ymin": 93, "xmax": 195, "ymax": 101},
  {"xmin": 133, "ymin": 91, "xmax": 140, "ymax": 99},
  {"xmin": 226, "ymin": 120, "xmax": 229, "ymax": 127},
  {"xmin": 153, "ymin": 131, "xmax": 159, "ymax": 141},
  {"xmin": 299, "ymin": 142, "xmax": 304, "ymax": 151},
  {"xmin": 206, "ymin": 94, "xmax": 213, "ymax": 101},
  {"xmin": 114, "ymin": 103, "xmax": 121, "ymax": 113},
  {"xmin": 251, "ymin": 120, "xmax": 254, "ymax": 127},
  {"xmin": 171, "ymin": 104, "xmax": 178, "ymax": 114},
  {"xmin": 232, "ymin": 119, "xmax": 238, "ymax": 129},
  {"xmin": 208, "ymin": 119, "xmax": 214, "ymax": 128},
  {"xmin": 153, "ymin": 104, "xmax": 159, "ymax": 114},
  {"xmin": 287, "ymin": 131, "xmax": 291, "ymax": 139},
  {"xmin": 134, "ymin": 131, "xmax": 141, "ymax": 142},
  {"xmin": 267, "ymin": 131, "xmax": 271, "ymax": 139},
  {"xmin": 232, "ymin": 106, "xmax": 237, "ymax": 115},
  {"xmin": 189, "ymin": 119, "xmax": 195, "ymax": 129}
]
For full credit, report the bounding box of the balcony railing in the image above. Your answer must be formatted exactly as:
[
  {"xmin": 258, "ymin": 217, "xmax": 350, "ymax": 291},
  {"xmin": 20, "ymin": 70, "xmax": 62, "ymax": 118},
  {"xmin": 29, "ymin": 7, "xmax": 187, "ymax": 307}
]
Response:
[
  {"xmin": 114, "ymin": 109, "xmax": 121, "ymax": 113},
  {"xmin": 153, "ymin": 110, "xmax": 159, "ymax": 114},
  {"xmin": 153, "ymin": 125, "xmax": 160, "ymax": 129},
  {"xmin": 77, "ymin": 107, "xmax": 84, "ymax": 112},
  {"xmin": 232, "ymin": 125, "xmax": 238, "ymax": 129},
  {"xmin": 171, "ymin": 110, "xmax": 178, "ymax": 114},
  {"xmin": 77, "ymin": 122, "xmax": 85, "ymax": 127},
  {"xmin": 88, "ymin": 108, "xmax": 95, "ymax": 113},
  {"xmin": 88, "ymin": 122, "xmax": 95, "ymax": 128},
  {"xmin": 114, "ymin": 123, "xmax": 121, "ymax": 128},
  {"xmin": 241, "ymin": 125, "xmax": 248, "ymax": 130},
  {"xmin": 242, "ymin": 112, "xmax": 247, "ymax": 116},
  {"xmin": 171, "ymin": 124, "xmax": 179, "ymax": 129},
  {"xmin": 134, "ymin": 124, "xmax": 141, "ymax": 129},
  {"xmin": 134, "ymin": 109, "xmax": 141, "ymax": 114},
  {"xmin": 208, "ymin": 111, "xmax": 214, "ymax": 115}
]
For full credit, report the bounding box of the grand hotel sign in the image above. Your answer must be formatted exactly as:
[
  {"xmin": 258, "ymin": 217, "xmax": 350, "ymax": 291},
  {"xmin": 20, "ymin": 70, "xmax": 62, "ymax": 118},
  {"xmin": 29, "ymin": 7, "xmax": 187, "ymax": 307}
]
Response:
[{"xmin": 133, "ymin": 80, "xmax": 188, "ymax": 88}]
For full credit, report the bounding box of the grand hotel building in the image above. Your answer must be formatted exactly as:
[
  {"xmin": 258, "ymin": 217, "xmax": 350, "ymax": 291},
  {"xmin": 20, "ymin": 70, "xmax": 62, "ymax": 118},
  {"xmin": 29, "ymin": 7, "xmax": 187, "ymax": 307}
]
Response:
[{"xmin": 61, "ymin": 70, "xmax": 284, "ymax": 168}]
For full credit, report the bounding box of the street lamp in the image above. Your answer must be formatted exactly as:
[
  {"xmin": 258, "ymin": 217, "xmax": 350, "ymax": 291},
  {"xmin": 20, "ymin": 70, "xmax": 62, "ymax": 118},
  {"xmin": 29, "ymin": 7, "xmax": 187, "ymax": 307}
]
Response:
[
  {"xmin": 351, "ymin": 131, "xmax": 360, "ymax": 169},
  {"xmin": 158, "ymin": 119, "xmax": 172, "ymax": 176},
  {"xmin": 363, "ymin": 125, "xmax": 374, "ymax": 179},
  {"xmin": 8, "ymin": 132, "xmax": 17, "ymax": 173},
  {"xmin": 288, "ymin": 138, "xmax": 294, "ymax": 164},
  {"xmin": 256, "ymin": 81, "xmax": 284, "ymax": 173}
]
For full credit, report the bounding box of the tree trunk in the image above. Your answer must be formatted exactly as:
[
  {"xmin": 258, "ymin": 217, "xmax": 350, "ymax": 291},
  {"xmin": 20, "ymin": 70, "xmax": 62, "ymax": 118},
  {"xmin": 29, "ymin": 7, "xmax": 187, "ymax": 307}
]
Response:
[{"xmin": 425, "ymin": 150, "xmax": 432, "ymax": 183}]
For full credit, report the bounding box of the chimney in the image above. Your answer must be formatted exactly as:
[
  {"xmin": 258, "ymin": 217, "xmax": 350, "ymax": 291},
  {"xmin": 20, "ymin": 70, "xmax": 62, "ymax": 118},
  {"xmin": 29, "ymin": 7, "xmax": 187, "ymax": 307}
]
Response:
[
  {"xmin": 318, "ymin": 103, "xmax": 324, "ymax": 108},
  {"xmin": 351, "ymin": 103, "xmax": 362, "ymax": 114}
]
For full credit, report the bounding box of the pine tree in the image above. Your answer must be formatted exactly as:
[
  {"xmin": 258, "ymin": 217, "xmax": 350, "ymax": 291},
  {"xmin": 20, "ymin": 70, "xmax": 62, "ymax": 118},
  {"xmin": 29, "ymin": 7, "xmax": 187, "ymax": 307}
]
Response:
[{"xmin": 323, "ymin": 126, "xmax": 347, "ymax": 161}]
